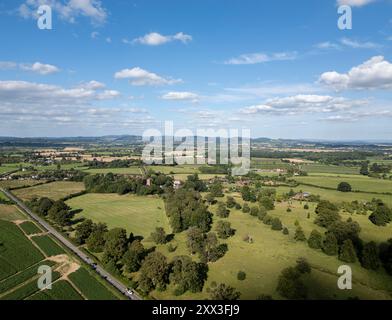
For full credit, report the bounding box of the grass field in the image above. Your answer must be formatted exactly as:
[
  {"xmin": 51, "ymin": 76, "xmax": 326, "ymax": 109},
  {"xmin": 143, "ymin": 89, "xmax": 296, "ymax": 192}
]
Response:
[
  {"xmin": 68, "ymin": 268, "xmax": 118, "ymax": 300},
  {"xmin": 83, "ymin": 167, "xmax": 142, "ymax": 175},
  {"xmin": 31, "ymin": 235, "xmax": 65, "ymax": 257},
  {"xmin": 0, "ymin": 179, "xmax": 47, "ymax": 189},
  {"xmin": 301, "ymin": 163, "xmax": 361, "ymax": 175},
  {"xmin": 67, "ymin": 193, "xmax": 170, "ymax": 239},
  {"xmin": 0, "ymin": 164, "xmax": 19, "ymax": 175},
  {"xmin": 13, "ymin": 181, "xmax": 85, "ymax": 201},
  {"xmin": 274, "ymin": 185, "xmax": 392, "ymax": 207},
  {"xmin": 152, "ymin": 195, "xmax": 392, "ymax": 300},
  {"xmin": 172, "ymin": 173, "xmax": 225, "ymax": 181},
  {"xmin": 0, "ymin": 220, "xmax": 44, "ymax": 280},
  {"xmin": 293, "ymin": 175, "xmax": 392, "ymax": 194},
  {"xmin": 19, "ymin": 221, "xmax": 42, "ymax": 235}
]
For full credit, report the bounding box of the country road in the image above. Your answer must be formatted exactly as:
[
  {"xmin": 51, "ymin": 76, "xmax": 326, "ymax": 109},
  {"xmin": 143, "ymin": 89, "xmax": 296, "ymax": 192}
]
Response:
[{"xmin": 1, "ymin": 188, "xmax": 141, "ymax": 301}]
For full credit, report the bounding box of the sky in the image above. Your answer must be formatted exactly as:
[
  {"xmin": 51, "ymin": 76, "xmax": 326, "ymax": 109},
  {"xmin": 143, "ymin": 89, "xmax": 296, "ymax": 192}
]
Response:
[{"xmin": 1, "ymin": 0, "xmax": 392, "ymax": 140}]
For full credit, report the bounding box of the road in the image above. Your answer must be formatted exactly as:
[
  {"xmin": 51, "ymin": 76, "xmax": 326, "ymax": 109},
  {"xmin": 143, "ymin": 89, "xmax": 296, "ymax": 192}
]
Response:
[{"xmin": 1, "ymin": 188, "xmax": 141, "ymax": 301}]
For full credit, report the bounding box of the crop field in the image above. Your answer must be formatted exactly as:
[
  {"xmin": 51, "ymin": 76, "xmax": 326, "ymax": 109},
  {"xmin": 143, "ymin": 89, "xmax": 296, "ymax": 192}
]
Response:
[
  {"xmin": 13, "ymin": 181, "xmax": 85, "ymax": 201},
  {"xmin": 172, "ymin": 173, "xmax": 225, "ymax": 181},
  {"xmin": 28, "ymin": 280, "xmax": 83, "ymax": 300},
  {"xmin": 31, "ymin": 235, "xmax": 65, "ymax": 257},
  {"xmin": 0, "ymin": 220, "xmax": 44, "ymax": 280},
  {"xmin": 0, "ymin": 205, "xmax": 24, "ymax": 221},
  {"xmin": 68, "ymin": 268, "xmax": 118, "ymax": 300},
  {"xmin": 19, "ymin": 221, "xmax": 42, "ymax": 235},
  {"xmin": 152, "ymin": 195, "xmax": 392, "ymax": 300},
  {"xmin": 293, "ymin": 175, "xmax": 392, "ymax": 194},
  {"xmin": 83, "ymin": 167, "xmax": 142, "ymax": 175},
  {"xmin": 300, "ymin": 164, "xmax": 360, "ymax": 175},
  {"xmin": 67, "ymin": 193, "xmax": 170, "ymax": 239},
  {"xmin": 148, "ymin": 165, "xmax": 201, "ymax": 174}
]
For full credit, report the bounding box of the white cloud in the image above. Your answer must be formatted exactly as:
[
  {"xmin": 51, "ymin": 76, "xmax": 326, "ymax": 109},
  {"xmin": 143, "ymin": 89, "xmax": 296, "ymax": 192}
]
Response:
[
  {"xmin": 20, "ymin": 62, "xmax": 60, "ymax": 75},
  {"xmin": 224, "ymin": 52, "xmax": 297, "ymax": 65},
  {"xmin": 240, "ymin": 94, "xmax": 366, "ymax": 115},
  {"xmin": 161, "ymin": 91, "xmax": 199, "ymax": 102},
  {"xmin": 132, "ymin": 32, "xmax": 192, "ymax": 46},
  {"xmin": 114, "ymin": 67, "xmax": 182, "ymax": 86},
  {"xmin": 18, "ymin": 0, "xmax": 107, "ymax": 25},
  {"xmin": 91, "ymin": 31, "xmax": 99, "ymax": 39},
  {"xmin": 77, "ymin": 80, "xmax": 106, "ymax": 90},
  {"xmin": 105, "ymin": 37, "xmax": 112, "ymax": 43},
  {"xmin": 319, "ymin": 56, "xmax": 392, "ymax": 90},
  {"xmin": 0, "ymin": 61, "xmax": 18, "ymax": 70},
  {"xmin": 314, "ymin": 42, "xmax": 341, "ymax": 50},
  {"xmin": 337, "ymin": 0, "xmax": 376, "ymax": 7},
  {"xmin": 340, "ymin": 37, "xmax": 380, "ymax": 49}
]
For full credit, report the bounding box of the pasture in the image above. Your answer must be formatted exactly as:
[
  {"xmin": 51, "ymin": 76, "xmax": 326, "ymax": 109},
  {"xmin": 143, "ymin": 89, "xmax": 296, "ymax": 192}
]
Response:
[
  {"xmin": 293, "ymin": 175, "xmax": 392, "ymax": 194},
  {"xmin": 0, "ymin": 205, "xmax": 24, "ymax": 221},
  {"xmin": 67, "ymin": 193, "xmax": 170, "ymax": 239},
  {"xmin": 13, "ymin": 181, "xmax": 85, "ymax": 201}
]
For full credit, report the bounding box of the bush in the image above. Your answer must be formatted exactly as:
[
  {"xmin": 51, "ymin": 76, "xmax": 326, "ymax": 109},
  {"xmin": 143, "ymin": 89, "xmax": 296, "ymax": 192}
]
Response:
[
  {"xmin": 283, "ymin": 227, "xmax": 289, "ymax": 235},
  {"xmin": 286, "ymin": 208, "xmax": 292, "ymax": 213},
  {"xmin": 308, "ymin": 230, "xmax": 322, "ymax": 249},
  {"xmin": 339, "ymin": 239, "xmax": 357, "ymax": 263},
  {"xmin": 250, "ymin": 206, "xmax": 259, "ymax": 217},
  {"xmin": 294, "ymin": 226, "xmax": 306, "ymax": 241},
  {"xmin": 271, "ymin": 218, "xmax": 283, "ymax": 231},
  {"xmin": 237, "ymin": 271, "xmax": 246, "ymax": 281},
  {"xmin": 262, "ymin": 215, "xmax": 273, "ymax": 225},
  {"xmin": 304, "ymin": 204, "xmax": 309, "ymax": 210},
  {"xmin": 242, "ymin": 203, "xmax": 250, "ymax": 213}
]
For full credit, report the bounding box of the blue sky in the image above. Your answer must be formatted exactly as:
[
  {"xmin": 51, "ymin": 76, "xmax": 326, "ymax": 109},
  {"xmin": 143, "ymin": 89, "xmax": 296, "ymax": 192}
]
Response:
[{"xmin": 1, "ymin": 0, "xmax": 392, "ymax": 140}]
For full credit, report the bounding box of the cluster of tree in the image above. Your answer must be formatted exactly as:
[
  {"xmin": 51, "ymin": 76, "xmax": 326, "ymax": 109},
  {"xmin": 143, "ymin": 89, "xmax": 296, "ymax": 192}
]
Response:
[
  {"xmin": 33, "ymin": 169, "xmax": 88, "ymax": 182},
  {"xmin": 276, "ymin": 258, "xmax": 311, "ymax": 299},
  {"xmin": 186, "ymin": 227, "xmax": 228, "ymax": 263},
  {"xmin": 207, "ymin": 283, "xmax": 241, "ymax": 300},
  {"xmin": 368, "ymin": 200, "xmax": 392, "ymax": 226},
  {"xmin": 84, "ymin": 172, "xmax": 172, "ymax": 195},
  {"xmin": 337, "ymin": 182, "xmax": 352, "ymax": 192},
  {"xmin": 199, "ymin": 165, "xmax": 229, "ymax": 174},
  {"xmin": 369, "ymin": 163, "xmax": 391, "ymax": 174},
  {"xmin": 165, "ymin": 188, "xmax": 212, "ymax": 233},
  {"xmin": 29, "ymin": 197, "xmax": 74, "ymax": 226},
  {"xmin": 182, "ymin": 174, "xmax": 207, "ymax": 192},
  {"xmin": 87, "ymin": 159, "xmax": 141, "ymax": 168},
  {"xmin": 208, "ymin": 181, "xmax": 224, "ymax": 198}
]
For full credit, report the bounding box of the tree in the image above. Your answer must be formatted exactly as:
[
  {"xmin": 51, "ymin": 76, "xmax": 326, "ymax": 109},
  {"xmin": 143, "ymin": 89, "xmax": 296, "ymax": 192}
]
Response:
[
  {"xmin": 314, "ymin": 208, "xmax": 341, "ymax": 228},
  {"xmin": 209, "ymin": 283, "xmax": 241, "ymax": 300},
  {"xmin": 170, "ymin": 256, "xmax": 208, "ymax": 294},
  {"xmin": 241, "ymin": 186, "xmax": 256, "ymax": 202},
  {"xmin": 304, "ymin": 204, "xmax": 309, "ymax": 210},
  {"xmin": 103, "ymin": 228, "xmax": 128, "ymax": 262},
  {"xmin": 75, "ymin": 219, "xmax": 94, "ymax": 245},
  {"xmin": 337, "ymin": 182, "xmax": 352, "ymax": 192},
  {"xmin": 294, "ymin": 226, "xmax": 306, "ymax": 241},
  {"xmin": 86, "ymin": 223, "xmax": 108, "ymax": 252},
  {"xmin": 283, "ymin": 227, "xmax": 289, "ymax": 235},
  {"xmin": 47, "ymin": 200, "xmax": 72, "ymax": 226},
  {"xmin": 186, "ymin": 227, "xmax": 205, "ymax": 255},
  {"xmin": 35, "ymin": 197, "xmax": 54, "ymax": 216},
  {"xmin": 237, "ymin": 271, "xmax": 246, "ymax": 281},
  {"xmin": 209, "ymin": 181, "xmax": 224, "ymax": 198},
  {"xmin": 295, "ymin": 258, "xmax": 311, "ymax": 274},
  {"xmin": 215, "ymin": 221, "xmax": 234, "ymax": 239},
  {"xmin": 259, "ymin": 196, "xmax": 274, "ymax": 211},
  {"xmin": 262, "ymin": 214, "xmax": 273, "ymax": 225},
  {"xmin": 361, "ymin": 242, "xmax": 381, "ymax": 270},
  {"xmin": 150, "ymin": 227, "xmax": 167, "ymax": 244},
  {"xmin": 271, "ymin": 218, "xmax": 283, "ymax": 231},
  {"xmin": 276, "ymin": 267, "xmax": 307, "ymax": 300},
  {"xmin": 139, "ymin": 252, "xmax": 169, "ymax": 292},
  {"xmin": 216, "ymin": 202, "xmax": 230, "ymax": 218},
  {"xmin": 250, "ymin": 206, "xmax": 259, "ymax": 217},
  {"xmin": 360, "ymin": 162, "xmax": 369, "ymax": 176},
  {"xmin": 242, "ymin": 203, "xmax": 250, "ymax": 213},
  {"xmin": 369, "ymin": 204, "xmax": 391, "ymax": 226},
  {"xmin": 327, "ymin": 220, "xmax": 361, "ymax": 245},
  {"xmin": 123, "ymin": 240, "xmax": 145, "ymax": 272},
  {"xmin": 339, "ymin": 239, "xmax": 357, "ymax": 263},
  {"xmin": 322, "ymin": 232, "xmax": 338, "ymax": 256},
  {"xmin": 183, "ymin": 174, "xmax": 207, "ymax": 192},
  {"xmin": 226, "ymin": 196, "xmax": 236, "ymax": 209},
  {"xmin": 307, "ymin": 230, "xmax": 322, "ymax": 249}
]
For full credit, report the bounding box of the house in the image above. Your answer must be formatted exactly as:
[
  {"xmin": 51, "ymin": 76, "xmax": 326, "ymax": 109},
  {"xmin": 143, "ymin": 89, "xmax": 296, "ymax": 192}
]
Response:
[
  {"xmin": 173, "ymin": 180, "xmax": 182, "ymax": 189},
  {"xmin": 292, "ymin": 192, "xmax": 311, "ymax": 200}
]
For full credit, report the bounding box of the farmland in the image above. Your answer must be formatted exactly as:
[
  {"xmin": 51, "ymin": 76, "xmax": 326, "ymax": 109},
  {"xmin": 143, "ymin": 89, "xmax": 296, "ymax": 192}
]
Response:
[{"xmin": 13, "ymin": 181, "xmax": 85, "ymax": 201}]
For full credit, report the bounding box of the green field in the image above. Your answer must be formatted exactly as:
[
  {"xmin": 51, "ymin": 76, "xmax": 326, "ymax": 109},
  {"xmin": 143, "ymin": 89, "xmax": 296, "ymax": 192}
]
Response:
[
  {"xmin": 67, "ymin": 193, "xmax": 170, "ymax": 239},
  {"xmin": 19, "ymin": 221, "xmax": 42, "ymax": 235},
  {"xmin": 0, "ymin": 220, "xmax": 44, "ymax": 280},
  {"xmin": 83, "ymin": 167, "xmax": 142, "ymax": 175},
  {"xmin": 0, "ymin": 164, "xmax": 20, "ymax": 175},
  {"xmin": 68, "ymin": 268, "xmax": 118, "ymax": 300},
  {"xmin": 14, "ymin": 181, "xmax": 85, "ymax": 201},
  {"xmin": 0, "ymin": 179, "xmax": 47, "ymax": 189},
  {"xmin": 28, "ymin": 280, "xmax": 83, "ymax": 300},
  {"xmin": 293, "ymin": 175, "xmax": 392, "ymax": 194},
  {"xmin": 31, "ymin": 235, "xmax": 65, "ymax": 257}
]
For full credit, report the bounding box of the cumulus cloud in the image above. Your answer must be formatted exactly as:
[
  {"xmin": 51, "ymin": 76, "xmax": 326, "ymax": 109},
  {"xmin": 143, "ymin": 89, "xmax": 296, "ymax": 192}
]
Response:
[
  {"xmin": 224, "ymin": 52, "xmax": 297, "ymax": 65},
  {"xmin": 114, "ymin": 67, "xmax": 182, "ymax": 86},
  {"xmin": 20, "ymin": 62, "xmax": 60, "ymax": 75},
  {"xmin": 77, "ymin": 80, "xmax": 105, "ymax": 90},
  {"xmin": 18, "ymin": 0, "xmax": 107, "ymax": 25},
  {"xmin": 0, "ymin": 61, "xmax": 60, "ymax": 75},
  {"xmin": 337, "ymin": 0, "xmax": 376, "ymax": 7},
  {"xmin": 132, "ymin": 32, "xmax": 192, "ymax": 46},
  {"xmin": 319, "ymin": 56, "xmax": 392, "ymax": 90},
  {"xmin": 240, "ymin": 94, "xmax": 367, "ymax": 115},
  {"xmin": 340, "ymin": 37, "xmax": 380, "ymax": 49},
  {"xmin": 161, "ymin": 91, "xmax": 199, "ymax": 102}
]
